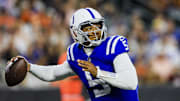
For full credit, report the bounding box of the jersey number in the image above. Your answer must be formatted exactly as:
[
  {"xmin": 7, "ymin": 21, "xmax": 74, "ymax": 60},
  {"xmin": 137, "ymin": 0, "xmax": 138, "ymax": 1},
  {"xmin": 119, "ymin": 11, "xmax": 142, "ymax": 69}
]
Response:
[
  {"xmin": 120, "ymin": 36, "xmax": 129, "ymax": 51},
  {"xmin": 85, "ymin": 71, "xmax": 111, "ymax": 98}
]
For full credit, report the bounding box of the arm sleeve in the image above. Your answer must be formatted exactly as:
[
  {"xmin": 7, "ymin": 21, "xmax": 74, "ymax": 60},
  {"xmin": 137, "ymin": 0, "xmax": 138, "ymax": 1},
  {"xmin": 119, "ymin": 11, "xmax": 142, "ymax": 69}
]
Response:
[
  {"xmin": 96, "ymin": 53, "xmax": 138, "ymax": 90},
  {"xmin": 29, "ymin": 61, "xmax": 75, "ymax": 82}
]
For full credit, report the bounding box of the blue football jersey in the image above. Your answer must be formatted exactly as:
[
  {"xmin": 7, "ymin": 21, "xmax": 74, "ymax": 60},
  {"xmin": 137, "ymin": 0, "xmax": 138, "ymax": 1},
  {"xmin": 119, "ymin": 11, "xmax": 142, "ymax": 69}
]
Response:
[{"xmin": 67, "ymin": 35, "xmax": 139, "ymax": 101}]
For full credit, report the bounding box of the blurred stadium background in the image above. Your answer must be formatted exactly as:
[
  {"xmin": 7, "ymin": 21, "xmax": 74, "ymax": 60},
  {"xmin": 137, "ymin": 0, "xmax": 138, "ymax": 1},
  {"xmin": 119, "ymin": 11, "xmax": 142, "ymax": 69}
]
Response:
[{"xmin": 0, "ymin": 0, "xmax": 180, "ymax": 101}]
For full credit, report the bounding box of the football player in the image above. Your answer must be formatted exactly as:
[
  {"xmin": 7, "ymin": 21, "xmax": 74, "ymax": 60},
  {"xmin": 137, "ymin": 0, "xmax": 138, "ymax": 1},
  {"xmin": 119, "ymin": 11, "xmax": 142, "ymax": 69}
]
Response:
[{"xmin": 12, "ymin": 8, "xmax": 139, "ymax": 101}]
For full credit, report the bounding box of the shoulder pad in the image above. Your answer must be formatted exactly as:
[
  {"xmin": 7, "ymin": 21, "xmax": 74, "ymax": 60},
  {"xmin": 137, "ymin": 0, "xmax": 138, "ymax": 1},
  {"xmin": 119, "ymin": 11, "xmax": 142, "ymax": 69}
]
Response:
[{"xmin": 106, "ymin": 35, "xmax": 129, "ymax": 55}]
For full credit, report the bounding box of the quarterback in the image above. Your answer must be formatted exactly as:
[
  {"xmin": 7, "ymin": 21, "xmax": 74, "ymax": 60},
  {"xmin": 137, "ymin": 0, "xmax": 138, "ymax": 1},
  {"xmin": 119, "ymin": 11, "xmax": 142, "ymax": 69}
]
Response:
[{"xmin": 12, "ymin": 8, "xmax": 139, "ymax": 101}]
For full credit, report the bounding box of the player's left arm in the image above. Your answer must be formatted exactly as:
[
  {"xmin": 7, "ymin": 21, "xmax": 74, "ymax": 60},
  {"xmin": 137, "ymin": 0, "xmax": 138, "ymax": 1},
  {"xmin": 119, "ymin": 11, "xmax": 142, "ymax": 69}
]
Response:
[
  {"xmin": 78, "ymin": 53, "xmax": 138, "ymax": 90},
  {"xmin": 97, "ymin": 53, "xmax": 138, "ymax": 90}
]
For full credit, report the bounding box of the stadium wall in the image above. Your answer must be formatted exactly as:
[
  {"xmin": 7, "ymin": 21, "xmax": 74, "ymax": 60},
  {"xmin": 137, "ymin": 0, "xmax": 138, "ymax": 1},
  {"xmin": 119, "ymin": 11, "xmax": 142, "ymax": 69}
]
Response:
[{"xmin": 0, "ymin": 86, "xmax": 180, "ymax": 101}]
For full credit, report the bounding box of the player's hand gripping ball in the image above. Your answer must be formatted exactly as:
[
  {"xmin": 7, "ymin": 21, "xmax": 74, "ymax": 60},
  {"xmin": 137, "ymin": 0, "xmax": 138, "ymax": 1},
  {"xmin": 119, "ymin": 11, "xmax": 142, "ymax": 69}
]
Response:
[{"xmin": 5, "ymin": 56, "xmax": 28, "ymax": 86}]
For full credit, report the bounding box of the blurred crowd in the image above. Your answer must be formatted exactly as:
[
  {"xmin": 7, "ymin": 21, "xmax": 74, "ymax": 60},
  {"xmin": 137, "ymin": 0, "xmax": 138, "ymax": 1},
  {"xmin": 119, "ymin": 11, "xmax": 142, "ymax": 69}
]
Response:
[{"xmin": 0, "ymin": 0, "xmax": 180, "ymax": 88}]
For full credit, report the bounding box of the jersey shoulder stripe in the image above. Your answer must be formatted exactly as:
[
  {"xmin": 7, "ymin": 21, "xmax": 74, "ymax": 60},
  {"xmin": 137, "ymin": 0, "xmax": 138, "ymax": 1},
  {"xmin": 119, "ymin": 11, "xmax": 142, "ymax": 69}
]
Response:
[
  {"xmin": 106, "ymin": 35, "xmax": 129, "ymax": 56},
  {"xmin": 68, "ymin": 43, "xmax": 76, "ymax": 61},
  {"xmin": 67, "ymin": 46, "xmax": 71, "ymax": 60},
  {"xmin": 106, "ymin": 36, "xmax": 116, "ymax": 55},
  {"xmin": 111, "ymin": 36, "xmax": 124, "ymax": 54}
]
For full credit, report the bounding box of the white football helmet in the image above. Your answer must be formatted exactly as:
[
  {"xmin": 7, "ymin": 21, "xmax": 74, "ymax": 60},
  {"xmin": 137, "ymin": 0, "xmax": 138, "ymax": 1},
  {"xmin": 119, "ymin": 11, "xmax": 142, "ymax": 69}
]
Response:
[{"xmin": 70, "ymin": 8, "xmax": 107, "ymax": 47}]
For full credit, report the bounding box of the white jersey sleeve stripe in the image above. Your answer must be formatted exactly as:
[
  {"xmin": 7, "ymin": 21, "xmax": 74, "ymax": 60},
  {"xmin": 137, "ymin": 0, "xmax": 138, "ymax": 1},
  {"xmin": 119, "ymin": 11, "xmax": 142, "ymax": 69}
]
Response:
[
  {"xmin": 67, "ymin": 46, "xmax": 70, "ymax": 60},
  {"xmin": 70, "ymin": 43, "xmax": 76, "ymax": 61},
  {"xmin": 111, "ymin": 36, "xmax": 121, "ymax": 54},
  {"xmin": 106, "ymin": 36, "xmax": 116, "ymax": 55}
]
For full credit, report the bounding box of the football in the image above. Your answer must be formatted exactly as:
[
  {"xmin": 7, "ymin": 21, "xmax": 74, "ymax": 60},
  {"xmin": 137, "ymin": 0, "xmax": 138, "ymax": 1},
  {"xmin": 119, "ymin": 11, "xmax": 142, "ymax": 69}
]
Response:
[{"xmin": 5, "ymin": 57, "xmax": 27, "ymax": 86}]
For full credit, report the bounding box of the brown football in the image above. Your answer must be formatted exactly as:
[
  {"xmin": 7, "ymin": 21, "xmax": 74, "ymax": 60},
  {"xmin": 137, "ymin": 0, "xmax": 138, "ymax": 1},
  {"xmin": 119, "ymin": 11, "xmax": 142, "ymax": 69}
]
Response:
[{"xmin": 5, "ymin": 57, "xmax": 27, "ymax": 86}]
